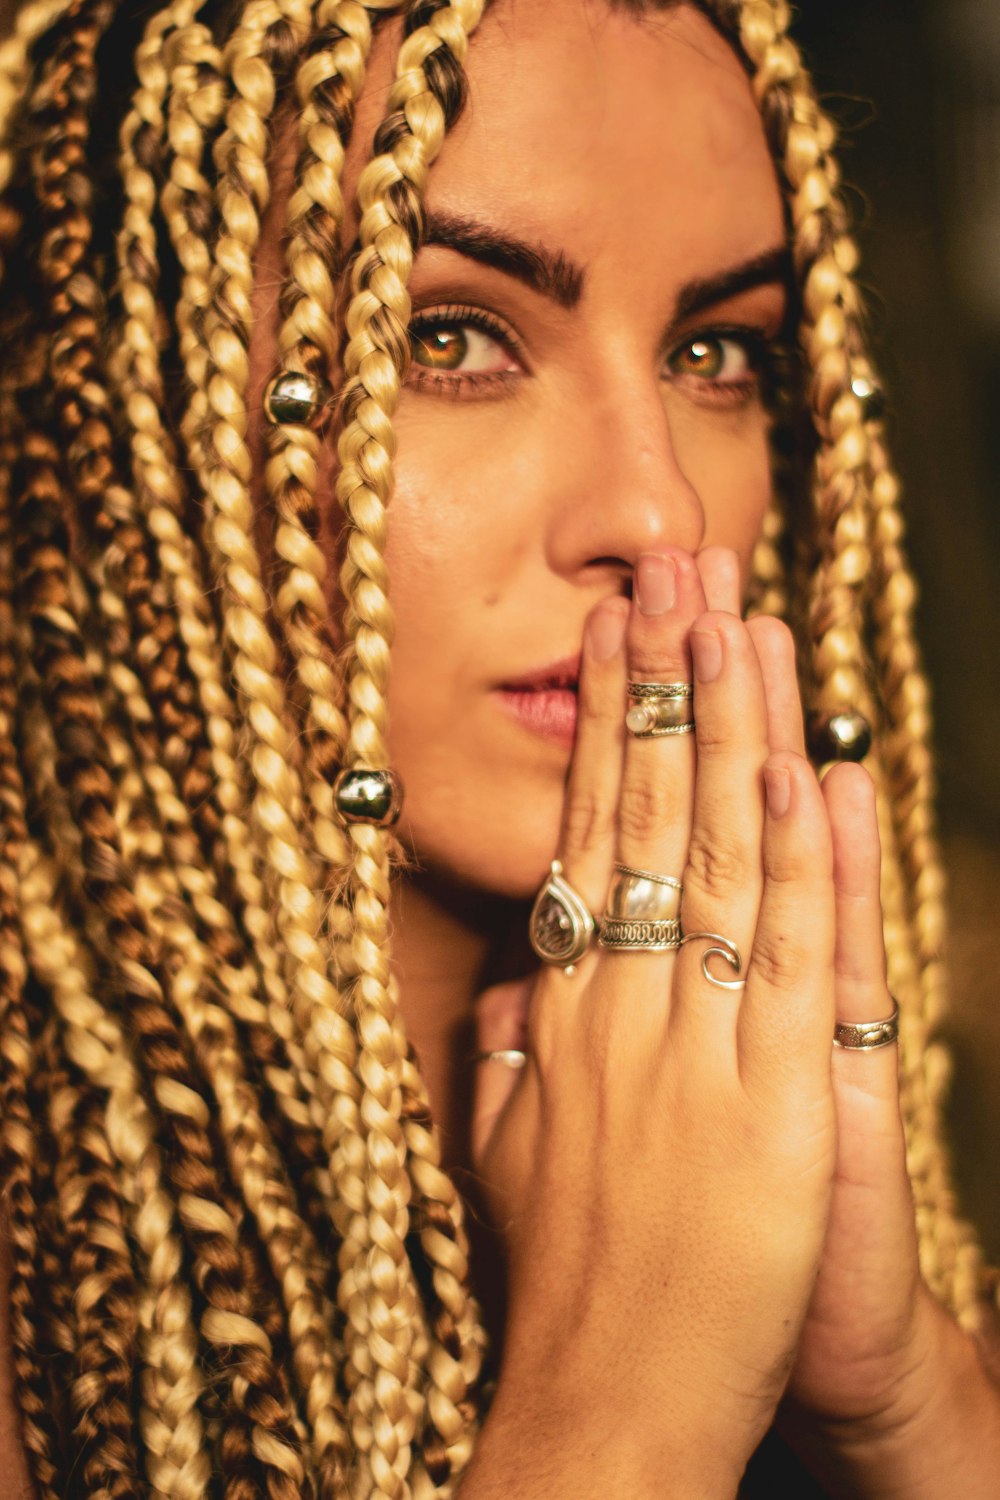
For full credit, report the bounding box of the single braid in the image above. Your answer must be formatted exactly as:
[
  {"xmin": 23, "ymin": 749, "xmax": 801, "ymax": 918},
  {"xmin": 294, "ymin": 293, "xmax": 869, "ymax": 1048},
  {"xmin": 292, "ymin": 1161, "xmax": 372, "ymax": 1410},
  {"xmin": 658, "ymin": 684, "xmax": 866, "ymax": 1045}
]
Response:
[{"xmin": 334, "ymin": 4, "xmax": 485, "ymax": 1492}]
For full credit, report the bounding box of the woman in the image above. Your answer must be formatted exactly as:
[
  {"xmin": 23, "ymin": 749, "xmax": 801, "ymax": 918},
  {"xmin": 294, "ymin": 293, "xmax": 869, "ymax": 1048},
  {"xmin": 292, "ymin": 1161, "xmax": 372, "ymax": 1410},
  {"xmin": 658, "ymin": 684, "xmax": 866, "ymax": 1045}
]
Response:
[{"xmin": 0, "ymin": 0, "xmax": 996, "ymax": 1495}]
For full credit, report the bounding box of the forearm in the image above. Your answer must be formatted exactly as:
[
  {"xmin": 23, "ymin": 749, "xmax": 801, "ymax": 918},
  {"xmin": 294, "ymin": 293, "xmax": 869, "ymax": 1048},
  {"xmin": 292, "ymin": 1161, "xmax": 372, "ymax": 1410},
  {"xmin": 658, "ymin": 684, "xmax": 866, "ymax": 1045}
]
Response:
[{"xmin": 785, "ymin": 1298, "xmax": 1000, "ymax": 1500}]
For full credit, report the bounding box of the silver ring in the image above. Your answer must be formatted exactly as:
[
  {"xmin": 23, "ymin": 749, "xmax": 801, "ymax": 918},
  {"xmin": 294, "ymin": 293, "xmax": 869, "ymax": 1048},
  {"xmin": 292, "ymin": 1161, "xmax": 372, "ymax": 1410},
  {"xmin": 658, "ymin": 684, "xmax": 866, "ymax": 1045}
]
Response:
[
  {"xmin": 625, "ymin": 684, "xmax": 695, "ymax": 738},
  {"xmin": 833, "ymin": 999, "xmax": 899, "ymax": 1050},
  {"xmin": 599, "ymin": 916, "xmax": 682, "ymax": 951},
  {"xmin": 473, "ymin": 1049, "xmax": 527, "ymax": 1069},
  {"xmin": 606, "ymin": 864, "xmax": 683, "ymax": 922},
  {"xmin": 626, "ymin": 681, "xmax": 694, "ymax": 699},
  {"xmin": 679, "ymin": 931, "xmax": 745, "ymax": 990},
  {"xmin": 529, "ymin": 859, "xmax": 595, "ymax": 971}
]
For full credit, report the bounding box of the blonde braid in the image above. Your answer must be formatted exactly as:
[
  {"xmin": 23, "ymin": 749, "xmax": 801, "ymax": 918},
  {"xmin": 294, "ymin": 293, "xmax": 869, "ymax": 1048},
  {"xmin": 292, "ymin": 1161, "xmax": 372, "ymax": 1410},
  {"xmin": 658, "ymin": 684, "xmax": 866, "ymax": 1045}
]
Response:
[
  {"xmin": 197, "ymin": 7, "xmax": 380, "ymax": 1471},
  {"xmin": 863, "ymin": 408, "xmax": 985, "ymax": 1321},
  {"xmin": 267, "ymin": 0, "xmax": 374, "ymax": 876},
  {"xmin": 160, "ymin": 11, "xmax": 229, "ymax": 483},
  {"xmin": 334, "ymin": 4, "xmax": 485, "ymax": 1492},
  {"xmin": 738, "ymin": 0, "xmax": 983, "ymax": 1319}
]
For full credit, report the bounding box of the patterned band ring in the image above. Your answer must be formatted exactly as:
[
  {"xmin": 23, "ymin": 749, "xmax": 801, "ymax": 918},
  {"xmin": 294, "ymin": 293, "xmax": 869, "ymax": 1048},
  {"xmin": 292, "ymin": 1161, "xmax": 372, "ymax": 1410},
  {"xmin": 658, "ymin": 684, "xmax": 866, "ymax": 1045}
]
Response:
[
  {"xmin": 598, "ymin": 916, "xmax": 682, "ymax": 951},
  {"xmin": 833, "ymin": 999, "xmax": 900, "ymax": 1050}
]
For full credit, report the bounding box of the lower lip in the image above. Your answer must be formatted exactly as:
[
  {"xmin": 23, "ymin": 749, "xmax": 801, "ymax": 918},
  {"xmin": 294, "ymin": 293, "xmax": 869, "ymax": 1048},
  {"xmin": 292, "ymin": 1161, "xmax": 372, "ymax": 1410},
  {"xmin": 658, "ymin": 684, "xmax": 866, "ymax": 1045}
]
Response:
[{"xmin": 496, "ymin": 687, "xmax": 578, "ymax": 747}]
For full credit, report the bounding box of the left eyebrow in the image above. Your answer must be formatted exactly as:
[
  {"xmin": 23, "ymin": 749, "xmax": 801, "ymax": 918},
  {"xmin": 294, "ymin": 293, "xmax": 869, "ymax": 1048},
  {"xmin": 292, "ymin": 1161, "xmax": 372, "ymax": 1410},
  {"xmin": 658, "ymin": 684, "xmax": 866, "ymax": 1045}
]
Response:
[{"xmin": 672, "ymin": 246, "xmax": 792, "ymax": 323}]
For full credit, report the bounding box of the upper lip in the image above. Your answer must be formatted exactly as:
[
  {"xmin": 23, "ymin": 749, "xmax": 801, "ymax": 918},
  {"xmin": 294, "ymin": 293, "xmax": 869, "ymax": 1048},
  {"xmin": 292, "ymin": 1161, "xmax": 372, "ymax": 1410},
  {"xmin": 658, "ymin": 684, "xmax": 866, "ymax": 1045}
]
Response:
[{"xmin": 499, "ymin": 653, "xmax": 581, "ymax": 692}]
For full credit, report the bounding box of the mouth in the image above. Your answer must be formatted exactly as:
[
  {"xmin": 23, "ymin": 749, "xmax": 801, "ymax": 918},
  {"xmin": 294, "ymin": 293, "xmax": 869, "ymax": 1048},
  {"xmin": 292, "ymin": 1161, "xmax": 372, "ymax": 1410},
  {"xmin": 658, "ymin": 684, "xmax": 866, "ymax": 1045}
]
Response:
[{"xmin": 495, "ymin": 654, "xmax": 581, "ymax": 747}]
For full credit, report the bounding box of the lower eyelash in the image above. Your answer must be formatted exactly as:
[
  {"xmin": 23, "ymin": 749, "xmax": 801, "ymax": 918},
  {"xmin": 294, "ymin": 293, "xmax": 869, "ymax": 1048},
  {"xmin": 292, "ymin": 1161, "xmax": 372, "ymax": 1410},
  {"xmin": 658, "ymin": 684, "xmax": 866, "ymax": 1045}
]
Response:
[{"xmin": 406, "ymin": 366, "xmax": 522, "ymax": 399}]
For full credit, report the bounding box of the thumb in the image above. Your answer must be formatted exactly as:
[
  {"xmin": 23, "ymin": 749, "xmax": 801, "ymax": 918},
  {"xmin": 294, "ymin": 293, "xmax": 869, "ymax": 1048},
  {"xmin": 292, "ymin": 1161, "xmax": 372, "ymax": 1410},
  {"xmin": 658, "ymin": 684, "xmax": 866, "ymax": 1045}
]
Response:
[{"xmin": 470, "ymin": 976, "xmax": 533, "ymax": 1168}]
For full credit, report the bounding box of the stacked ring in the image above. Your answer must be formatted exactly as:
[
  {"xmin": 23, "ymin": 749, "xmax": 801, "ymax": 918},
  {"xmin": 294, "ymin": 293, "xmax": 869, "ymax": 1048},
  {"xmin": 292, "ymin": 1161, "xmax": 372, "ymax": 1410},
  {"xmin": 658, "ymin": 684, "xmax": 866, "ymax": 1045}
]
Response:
[
  {"xmin": 625, "ymin": 680, "xmax": 694, "ymax": 738},
  {"xmin": 599, "ymin": 916, "xmax": 682, "ymax": 951},
  {"xmin": 606, "ymin": 862, "xmax": 682, "ymax": 921}
]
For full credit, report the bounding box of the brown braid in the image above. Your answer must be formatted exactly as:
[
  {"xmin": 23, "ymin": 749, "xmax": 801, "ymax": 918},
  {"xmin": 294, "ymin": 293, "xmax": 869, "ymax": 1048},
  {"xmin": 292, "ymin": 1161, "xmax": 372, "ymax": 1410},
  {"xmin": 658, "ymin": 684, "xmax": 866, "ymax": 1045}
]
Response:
[{"xmin": 0, "ymin": 458, "xmax": 64, "ymax": 1498}]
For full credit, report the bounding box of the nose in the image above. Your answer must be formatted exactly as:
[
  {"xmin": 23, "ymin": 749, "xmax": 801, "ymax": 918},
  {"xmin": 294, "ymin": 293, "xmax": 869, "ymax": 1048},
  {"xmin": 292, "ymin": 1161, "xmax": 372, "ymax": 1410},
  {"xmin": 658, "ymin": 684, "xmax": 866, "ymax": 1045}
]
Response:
[{"xmin": 545, "ymin": 376, "xmax": 705, "ymax": 581}]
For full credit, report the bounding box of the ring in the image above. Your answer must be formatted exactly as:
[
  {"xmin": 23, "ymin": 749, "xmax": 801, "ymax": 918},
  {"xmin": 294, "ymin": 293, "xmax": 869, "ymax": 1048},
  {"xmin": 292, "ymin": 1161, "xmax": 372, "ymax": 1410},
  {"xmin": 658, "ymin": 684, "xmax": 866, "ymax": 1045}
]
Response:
[
  {"xmin": 473, "ymin": 1049, "xmax": 527, "ymax": 1069},
  {"xmin": 599, "ymin": 916, "xmax": 682, "ymax": 951},
  {"xmin": 833, "ymin": 999, "xmax": 899, "ymax": 1050},
  {"xmin": 529, "ymin": 859, "xmax": 595, "ymax": 972},
  {"xmin": 606, "ymin": 864, "xmax": 683, "ymax": 922},
  {"xmin": 625, "ymin": 680, "xmax": 695, "ymax": 739},
  {"xmin": 679, "ymin": 931, "xmax": 745, "ymax": 990}
]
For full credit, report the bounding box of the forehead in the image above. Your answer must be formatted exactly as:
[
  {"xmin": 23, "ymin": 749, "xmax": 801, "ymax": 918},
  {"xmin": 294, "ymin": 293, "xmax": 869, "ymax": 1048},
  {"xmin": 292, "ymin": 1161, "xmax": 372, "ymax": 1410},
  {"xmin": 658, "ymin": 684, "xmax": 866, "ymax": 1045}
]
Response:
[{"xmin": 350, "ymin": 0, "xmax": 782, "ymax": 276}]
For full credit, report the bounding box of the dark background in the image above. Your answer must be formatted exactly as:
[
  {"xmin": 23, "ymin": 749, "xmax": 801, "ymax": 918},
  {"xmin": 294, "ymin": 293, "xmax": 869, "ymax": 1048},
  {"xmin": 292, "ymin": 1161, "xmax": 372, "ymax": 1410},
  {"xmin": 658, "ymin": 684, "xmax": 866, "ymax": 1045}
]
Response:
[{"xmin": 2, "ymin": 1, "xmax": 998, "ymax": 1254}]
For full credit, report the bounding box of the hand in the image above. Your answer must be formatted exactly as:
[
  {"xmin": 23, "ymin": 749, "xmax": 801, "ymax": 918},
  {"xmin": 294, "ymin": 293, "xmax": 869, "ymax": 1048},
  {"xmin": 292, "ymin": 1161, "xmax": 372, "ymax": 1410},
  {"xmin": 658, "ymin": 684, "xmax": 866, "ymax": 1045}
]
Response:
[{"xmin": 469, "ymin": 547, "xmax": 840, "ymax": 1495}]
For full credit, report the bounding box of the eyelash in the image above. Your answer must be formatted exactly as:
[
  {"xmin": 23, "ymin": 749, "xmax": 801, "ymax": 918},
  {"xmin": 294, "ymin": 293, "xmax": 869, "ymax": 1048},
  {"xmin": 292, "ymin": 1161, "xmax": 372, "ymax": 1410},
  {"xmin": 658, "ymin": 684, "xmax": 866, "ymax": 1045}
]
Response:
[
  {"xmin": 405, "ymin": 305, "xmax": 780, "ymax": 405},
  {"xmin": 407, "ymin": 304, "xmax": 524, "ymax": 399}
]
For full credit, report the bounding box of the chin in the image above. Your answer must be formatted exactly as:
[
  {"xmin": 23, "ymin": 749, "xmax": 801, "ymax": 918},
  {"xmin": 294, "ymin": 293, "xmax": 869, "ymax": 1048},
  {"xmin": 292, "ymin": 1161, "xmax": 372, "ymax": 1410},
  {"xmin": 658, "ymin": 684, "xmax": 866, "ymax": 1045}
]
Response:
[{"xmin": 399, "ymin": 804, "xmax": 563, "ymax": 903}]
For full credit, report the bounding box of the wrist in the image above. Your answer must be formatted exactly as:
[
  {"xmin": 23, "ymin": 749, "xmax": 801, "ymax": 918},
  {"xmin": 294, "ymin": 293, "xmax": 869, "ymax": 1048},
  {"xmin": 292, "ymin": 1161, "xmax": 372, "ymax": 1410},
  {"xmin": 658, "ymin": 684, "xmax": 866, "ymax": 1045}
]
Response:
[
  {"xmin": 782, "ymin": 1289, "xmax": 1000, "ymax": 1499},
  {"xmin": 460, "ymin": 1352, "xmax": 749, "ymax": 1500}
]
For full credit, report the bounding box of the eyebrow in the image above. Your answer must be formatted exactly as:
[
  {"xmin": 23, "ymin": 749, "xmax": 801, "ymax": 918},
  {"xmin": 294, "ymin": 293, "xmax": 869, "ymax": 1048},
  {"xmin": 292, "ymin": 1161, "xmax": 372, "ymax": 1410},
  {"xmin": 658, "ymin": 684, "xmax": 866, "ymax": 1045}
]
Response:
[
  {"xmin": 672, "ymin": 246, "xmax": 792, "ymax": 323},
  {"xmin": 421, "ymin": 210, "xmax": 585, "ymax": 309},
  {"xmin": 418, "ymin": 212, "xmax": 791, "ymax": 325}
]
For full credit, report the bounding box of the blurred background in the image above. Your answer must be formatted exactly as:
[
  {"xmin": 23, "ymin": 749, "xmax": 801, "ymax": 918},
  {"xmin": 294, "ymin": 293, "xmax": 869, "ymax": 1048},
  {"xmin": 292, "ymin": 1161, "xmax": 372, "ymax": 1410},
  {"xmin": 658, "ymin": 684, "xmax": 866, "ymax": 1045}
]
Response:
[
  {"xmin": 1, "ymin": 1, "xmax": 998, "ymax": 1256},
  {"xmin": 793, "ymin": 0, "xmax": 1000, "ymax": 1263}
]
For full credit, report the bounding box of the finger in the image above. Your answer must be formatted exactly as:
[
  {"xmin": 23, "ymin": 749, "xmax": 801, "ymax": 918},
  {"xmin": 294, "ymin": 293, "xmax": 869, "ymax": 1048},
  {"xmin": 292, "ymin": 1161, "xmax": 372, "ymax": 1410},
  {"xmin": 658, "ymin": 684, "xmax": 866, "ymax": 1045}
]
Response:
[
  {"xmin": 471, "ymin": 977, "xmax": 532, "ymax": 1168},
  {"xmin": 672, "ymin": 612, "xmax": 769, "ymax": 1036},
  {"xmin": 614, "ymin": 549, "xmax": 704, "ymax": 889},
  {"xmin": 556, "ymin": 596, "xmax": 630, "ymax": 917},
  {"xmin": 696, "ymin": 545, "xmax": 742, "ymax": 614},
  {"xmin": 824, "ymin": 762, "xmax": 900, "ymax": 1080},
  {"xmin": 737, "ymin": 751, "xmax": 836, "ymax": 1094},
  {"xmin": 746, "ymin": 615, "xmax": 807, "ymax": 756},
  {"xmin": 823, "ymin": 763, "xmax": 912, "ymax": 1229}
]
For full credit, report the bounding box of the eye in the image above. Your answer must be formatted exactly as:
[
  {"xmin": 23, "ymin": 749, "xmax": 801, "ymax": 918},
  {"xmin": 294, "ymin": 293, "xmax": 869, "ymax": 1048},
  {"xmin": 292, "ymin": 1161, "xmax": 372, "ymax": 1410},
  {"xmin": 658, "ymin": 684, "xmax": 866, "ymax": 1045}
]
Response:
[
  {"xmin": 407, "ymin": 305, "xmax": 523, "ymax": 394},
  {"xmin": 667, "ymin": 333, "xmax": 754, "ymax": 384}
]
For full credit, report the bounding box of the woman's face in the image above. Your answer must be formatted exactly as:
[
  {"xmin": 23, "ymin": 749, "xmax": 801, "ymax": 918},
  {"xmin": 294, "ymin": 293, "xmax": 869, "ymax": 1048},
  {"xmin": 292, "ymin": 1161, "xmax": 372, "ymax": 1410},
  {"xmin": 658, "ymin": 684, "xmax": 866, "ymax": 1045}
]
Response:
[{"xmin": 288, "ymin": 1, "xmax": 787, "ymax": 899}]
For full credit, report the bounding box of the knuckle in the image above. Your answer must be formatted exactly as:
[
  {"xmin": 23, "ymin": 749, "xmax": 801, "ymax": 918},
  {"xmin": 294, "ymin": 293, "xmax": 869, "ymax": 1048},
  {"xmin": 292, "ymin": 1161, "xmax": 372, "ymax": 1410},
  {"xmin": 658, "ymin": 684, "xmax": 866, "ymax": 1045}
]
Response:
[
  {"xmin": 579, "ymin": 680, "xmax": 625, "ymax": 729},
  {"xmin": 685, "ymin": 827, "xmax": 752, "ymax": 898},
  {"xmin": 617, "ymin": 773, "xmax": 678, "ymax": 844},
  {"xmin": 562, "ymin": 784, "xmax": 617, "ymax": 856},
  {"xmin": 748, "ymin": 930, "xmax": 806, "ymax": 992}
]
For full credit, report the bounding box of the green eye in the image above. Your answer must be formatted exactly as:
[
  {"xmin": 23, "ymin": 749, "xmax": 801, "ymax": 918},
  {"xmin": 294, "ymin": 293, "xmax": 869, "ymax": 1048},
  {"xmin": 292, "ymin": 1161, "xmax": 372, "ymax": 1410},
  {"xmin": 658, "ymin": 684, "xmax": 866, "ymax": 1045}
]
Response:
[{"xmin": 412, "ymin": 324, "xmax": 469, "ymax": 370}]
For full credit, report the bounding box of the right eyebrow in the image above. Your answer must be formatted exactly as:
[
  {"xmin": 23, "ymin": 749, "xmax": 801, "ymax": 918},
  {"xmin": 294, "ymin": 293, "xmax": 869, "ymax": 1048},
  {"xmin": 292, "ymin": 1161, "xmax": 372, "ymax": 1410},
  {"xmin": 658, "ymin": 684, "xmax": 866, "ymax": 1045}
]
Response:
[{"xmin": 419, "ymin": 209, "xmax": 586, "ymax": 311}]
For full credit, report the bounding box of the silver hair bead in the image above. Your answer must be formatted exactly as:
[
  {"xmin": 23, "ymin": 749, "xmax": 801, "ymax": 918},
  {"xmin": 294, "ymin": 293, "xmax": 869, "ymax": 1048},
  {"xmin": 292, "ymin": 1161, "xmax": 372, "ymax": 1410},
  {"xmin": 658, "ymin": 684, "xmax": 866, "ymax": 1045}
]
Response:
[
  {"xmin": 808, "ymin": 710, "xmax": 873, "ymax": 764},
  {"xmin": 333, "ymin": 768, "xmax": 404, "ymax": 826},
  {"xmin": 264, "ymin": 370, "xmax": 333, "ymax": 428},
  {"xmin": 850, "ymin": 373, "xmax": 886, "ymax": 423}
]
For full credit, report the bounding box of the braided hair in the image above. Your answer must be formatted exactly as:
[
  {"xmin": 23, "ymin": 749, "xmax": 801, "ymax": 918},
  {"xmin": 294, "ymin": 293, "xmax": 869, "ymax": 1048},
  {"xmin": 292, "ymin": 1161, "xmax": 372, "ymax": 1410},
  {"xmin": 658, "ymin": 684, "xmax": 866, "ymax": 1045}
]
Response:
[{"xmin": 0, "ymin": 0, "xmax": 987, "ymax": 1494}]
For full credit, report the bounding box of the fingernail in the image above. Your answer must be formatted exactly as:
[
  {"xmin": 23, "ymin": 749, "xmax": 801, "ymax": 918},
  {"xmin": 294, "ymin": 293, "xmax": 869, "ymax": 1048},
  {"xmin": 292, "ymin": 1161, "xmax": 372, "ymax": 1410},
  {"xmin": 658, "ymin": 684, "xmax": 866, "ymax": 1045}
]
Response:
[
  {"xmin": 635, "ymin": 554, "xmax": 676, "ymax": 617},
  {"xmin": 691, "ymin": 628, "xmax": 722, "ymax": 683},
  {"xmin": 764, "ymin": 764, "xmax": 792, "ymax": 819},
  {"xmin": 587, "ymin": 603, "xmax": 627, "ymax": 660}
]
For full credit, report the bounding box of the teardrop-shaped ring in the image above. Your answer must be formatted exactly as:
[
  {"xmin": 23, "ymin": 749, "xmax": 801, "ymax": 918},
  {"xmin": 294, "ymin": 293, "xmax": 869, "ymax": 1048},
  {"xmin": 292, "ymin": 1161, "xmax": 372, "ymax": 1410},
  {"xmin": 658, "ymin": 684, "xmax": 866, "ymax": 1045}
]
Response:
[
  {"xmin": 679, "ymin": 931, "xmax": 745, "ymax": 991},
  {"xmin": 529, "ymin": 859, "xmax": 596, "ymax": 972}
]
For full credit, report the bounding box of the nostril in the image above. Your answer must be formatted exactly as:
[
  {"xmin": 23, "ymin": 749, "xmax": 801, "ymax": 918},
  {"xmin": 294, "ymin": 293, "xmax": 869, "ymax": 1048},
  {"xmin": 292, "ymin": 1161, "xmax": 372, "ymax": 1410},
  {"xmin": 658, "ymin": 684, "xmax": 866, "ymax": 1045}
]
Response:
[{"xmin": 588, "ymin": 558, "xmax": 633, "ymax": 598}]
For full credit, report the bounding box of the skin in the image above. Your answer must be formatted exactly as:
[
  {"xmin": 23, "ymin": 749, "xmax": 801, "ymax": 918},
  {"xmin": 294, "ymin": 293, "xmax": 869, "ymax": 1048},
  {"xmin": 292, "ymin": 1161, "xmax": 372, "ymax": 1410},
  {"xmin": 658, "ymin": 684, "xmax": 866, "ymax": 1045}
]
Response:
[{"xmin": 0, "ymin": 2, "xmax": 997, "ymax": 1497}]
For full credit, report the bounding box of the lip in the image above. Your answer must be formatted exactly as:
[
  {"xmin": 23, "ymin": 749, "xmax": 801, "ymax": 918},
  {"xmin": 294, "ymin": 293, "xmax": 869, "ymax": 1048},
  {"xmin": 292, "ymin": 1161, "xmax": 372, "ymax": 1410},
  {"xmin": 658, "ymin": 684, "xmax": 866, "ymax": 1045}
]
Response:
[
  {"xmin": 495, "ymin": 653, "xmax": 581, "ymax": 747},
  {"xmin": 499, "ymin": 653, "xmax": 581, "ymax": 693}
]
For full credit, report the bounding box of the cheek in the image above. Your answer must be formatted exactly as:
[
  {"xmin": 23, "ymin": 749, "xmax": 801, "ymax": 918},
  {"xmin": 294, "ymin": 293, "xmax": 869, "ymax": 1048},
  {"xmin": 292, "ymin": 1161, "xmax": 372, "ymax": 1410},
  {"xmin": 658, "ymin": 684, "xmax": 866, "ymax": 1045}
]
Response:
[{"xmin": 670, "ymin": 411, "xmax": 773, "ymax": 571}]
